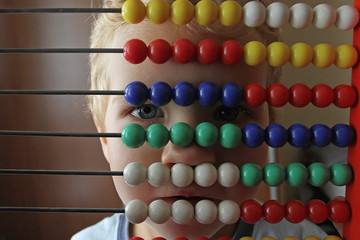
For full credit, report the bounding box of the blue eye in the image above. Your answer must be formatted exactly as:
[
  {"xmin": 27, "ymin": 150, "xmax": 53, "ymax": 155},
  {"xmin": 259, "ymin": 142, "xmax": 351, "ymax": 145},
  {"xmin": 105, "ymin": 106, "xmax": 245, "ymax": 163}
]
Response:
[
  {"xmin": 131, "ymin": 104, "xmax": 164, "ymax": 119},
  {"xmin": 214, "ymin": 105, "xmax": 252, "ymax": 122}
]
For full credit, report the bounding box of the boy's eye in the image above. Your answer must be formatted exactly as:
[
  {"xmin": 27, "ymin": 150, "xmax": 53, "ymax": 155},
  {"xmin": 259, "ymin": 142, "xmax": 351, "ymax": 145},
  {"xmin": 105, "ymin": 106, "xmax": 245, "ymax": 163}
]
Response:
[
  {"xmin": 213, "ymin": 105, "xmax": 251, "ymax": 122},
  {"xmin": 131, "ymin": 104, "xmax": 164, "ymax": 119}
]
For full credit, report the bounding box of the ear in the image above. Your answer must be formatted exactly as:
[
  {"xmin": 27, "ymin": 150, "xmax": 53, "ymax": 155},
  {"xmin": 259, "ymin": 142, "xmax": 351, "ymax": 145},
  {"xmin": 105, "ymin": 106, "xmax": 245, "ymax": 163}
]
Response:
[{"xmin": 94, "ymin": 119, "xmax": 110, "ymax": 163}]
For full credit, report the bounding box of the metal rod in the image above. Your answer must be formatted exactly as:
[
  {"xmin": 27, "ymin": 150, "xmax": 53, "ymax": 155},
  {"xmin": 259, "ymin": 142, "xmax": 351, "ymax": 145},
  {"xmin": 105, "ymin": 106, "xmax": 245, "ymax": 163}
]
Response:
[
  {"xmin": 0, "ymin": 207, "xmax": 124, "ymax": 213},
  {"xmin": 0, "ymin": 131, "xmax": 121, "ymax": 138},
  {"xmin": 0, "ymin": 90, "xmax": 124, "ymax": 95},
  {"xmin": 0, "ymin": 48, "xmax": 123, "ymax": 54},
  {"xmin": 0, "ymin": 8, "xmax": 121, "ymax": 13},
  {"xmin": 0, "ymin": 169, "xmax": 123, "ymax": 176}
]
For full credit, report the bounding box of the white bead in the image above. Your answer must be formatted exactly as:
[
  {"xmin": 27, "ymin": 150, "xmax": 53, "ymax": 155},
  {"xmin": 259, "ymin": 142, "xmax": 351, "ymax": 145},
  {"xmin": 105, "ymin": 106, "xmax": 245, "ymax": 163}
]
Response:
[
  {"xmin": 194, "ymin": 163, "xmax": 217, "ymax": 187},
  {"xmin": 171, "ymin": 163, "xmax": 193, "ymax": 187},
  {"xmin": 217, "ymin": 162, "xmax": 239, "ymax": 187},
  {"xmin": 171, "ymin": 200, "xmax": 194, "ymax": 224},
  {"xmin": 123, "ymin": 162, "xmax": 147, "ymax": 187},
  {"xmin": 266, "ymin": 2, "xmax": 289, "ymax": 28},
  {"xmin": 313, "ymin": 4, "xmax": 336, "ymax": 29},
  {"xmin": 336, "ymin": 5, "xmax": 359, "ymax": 30},
  {"xmin": 148, "ymin": 199, "xmax": 171, "ymax": 224},
  {"xmin": 218, "ymin": 200, "xmax": 240, "ymax": 224},
  {"xmin": 195, "ymin": 200, "xmax": 217, "ymax": 224},
  {"xmin": 289, "ymin": 3, "xmax": 313, "ymax": 29},
  {"xmin": 147, "ymin": 162, "xmax": 170, "ymax": 187},
  {"xmin": 243, "ymin": 1, "xmax": 266, "ymax": 27},
  {"xmin": 125, "ymin": 199, "xmax": 148, "ymax": 224}
]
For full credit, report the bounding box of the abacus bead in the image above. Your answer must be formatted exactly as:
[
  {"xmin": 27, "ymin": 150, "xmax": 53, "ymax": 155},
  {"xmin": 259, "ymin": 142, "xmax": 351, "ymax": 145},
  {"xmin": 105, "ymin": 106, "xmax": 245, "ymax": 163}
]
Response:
[
  {"xmin": 333, "ymin": 84, "xmax": 357, "ymax": 108},
  {"xmin": 173, "ymin": 81, "xmax": 197, "ymax": 106},
  {"xmin": 122, "ymin": 0, "xmax": 146, "ymax": 24},
  {"xmin": 149, "ymin": 81, "xmax": 173, "ymax": 106},
  {"xmin": 243, "ymin": 1, "xmax": 266, "ymax": 27},
  {"xmin": 125, "ymin": 199, "xmax": 148, "ymax": 224},
  {"xmin": 171, "ymin": 163, "xmax": 194, "ymax": 187},
  {"xmin": 267, "ymin": 42, "xmax": 290, "ymax": 67},
  {"xmin": 313, "ymin": 43, "xmax": 336, "ymax": 68},
  {"xmin": 308, "ymin": 162, "xmax": 330, "ymax": 187},
  {"xmin": 288, "ymin": 124, "xmax": 310, "ymax": 148},
  {"xmin": 221, "ymin": 40, "xmax": 243, "ymax": 65},
  {"xmin": 197, "ymin": 39, "xmax": 220, "ymax": 64},
  {"xmin": 218, "ymin": 200, "xmax": 240, "ymax": 224},
  {"xmin": 217, "ymin": 162, "xmax": 240, "ymax": 187},
  {"xmin": 244, "ymin": 83, "xmax": 266, "ymax": 107},
  {"xmin": 220, "ymin": 123, "xmax": 242, "ymax": 149},
  {"xmin": 221, "ymin": 83, "xmax": 243, "ymax": 107},
  {"xmin": 244, "ymin": 41, "xmax": 267, "ymax": 66},
  {"xmin": 147, "ymin": 124, "xmax": 169, "ymax": 148},
  {"xmin": 218, "ymin": 0, "xmax": 242, "ymax": 26},
  {"xmin": 124, "ymin": 162, "xmax": 147, "ymax": 186},
  {"xmin": 330, "ymin": 162, "xmax": 352, "ymax": 186},
  {"xmin": 335, "ymin": 44, "xmax": 358, "ymax": 69},
  {"xmin": 328, "ymin": 198, "xmax": 350, "ymax": 223},
  {"xmin": 306, "ymin": 199, "xmax": 328, "ymax": 223},
  {"xmin": 285, "ymin": 200, "xmax": 307, "ymax": 223},
  {"xmin": 148, "ymin": 39, "xmax": 172, "ymax": 64},
  {"xmin": 195, "ymin": 199, "xmax": 217, "ymax": 224},
  {"xmin": 263, "ymin": 200, "xmax": 285, "ymax": 224},
  {"xmin": 313, "ymin": 4, "xmax": 337, "ymax": 30},
  {"xmin": 266, "ymin": 83, "xmax": 289, "ymax": 107},
  {"xmin": 290, "ymin": 43, "xmax": 313, "ymax": 68},
  {"xmin": 285, "ymin": 162, "xmax": 308, "ymax": 187},
  {"xmin": 195, "ymin": 122, "xmax": 219, "ymax": 147},
  {"xmin": 171, "ymin": 199, "xmax": 194, "ymax": 224},
  {"xmin": 147, "ymin": 162, "xmax": 170, "ymax": 187},
  {"xmin": 148, "ymin": 199, "xmax": 171, "ymax": 224},
  {"xmin": 240, "ymin": 199, "xmax": 263, "ymax": 224},
  {"xmin": 123, "ymin": 39, "xmax": 148, "ymax": 64},
  {"xmin": 312, "ymin": 84, "xmax": 335, "ymax": 108},
  {"xmin": 332, "ymin": 124, "xmax": 355, "ymax": 147},
  {"xmin": 198, "ymin": 82, "xmax": 220, "ymax": 106},
  {"xmin": 171, "ymin": 0, "xmax": 194, "ymax": 25},
  {"xmin": 122, "ymin": 123, "xmax": 146, "ymax": 148},
  {"xmin": 124, "ymin": 81, "xmax": 149, "ymax": 106},
  {"xmin": 336, "ymin": 5, "xmax": 360, "ymax": 30},
  {"xmin": 153, "ymin": 238, "xmax": 166, "ymax": 240},
  {"xmin": 289, "ymin": 3, "xmax": 313, "ymax": 29},
  {"xmin": 310, "ymin": 124, "xmax": 332, "ymax": 147},
  {"xmin": 242, "ymin": 123, "xmax": 265, "ymax": 148},
  {"xmin": 265, "ymin": 124, "xmax": 288, "ymax": 148},
  {"xmin": 194, "ymin": 163, "xmax": 217, "ymax": 187},
  {"xmin": 175, "ymin": 238, "xmax": 188, "ymax": 240},
  {"xmin": 289, "ymin": 83, "xmax": 312, "ymax": 107},
  {"xmin": 146, "ymin": 0, "xmax": 170, "ymax": 24},
  {"xmin": 266, "ymin": 2, "xmax": 290, "ymax": 28},
  {"xmin": 241, "ymin": 163, "xmax": 263, "ymax": 187},
  {"xmin": 170, "ymin": 122, "xmax": 194, "ymax": 147},
  {"xmin": 194, "ymin": 0, "xmax": 218, "ymax": 26},
  {"xmin": 172, "ymin": 38, "xmax": 197, "ymax": 64},
  {"xmin": 263, "ymin": 163, "xmax": 285, "ymax": 186}
]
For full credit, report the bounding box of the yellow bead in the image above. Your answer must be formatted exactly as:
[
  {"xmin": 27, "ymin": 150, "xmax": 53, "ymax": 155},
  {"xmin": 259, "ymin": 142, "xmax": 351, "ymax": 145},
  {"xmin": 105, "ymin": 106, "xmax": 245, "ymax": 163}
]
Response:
[
  {"xmin": 239, "ymin": 238, "xmax": 255, "ymax": 240},
  {"xmin": 323, "ymin": 236, "xmax": 342, "ymax": 240},
  {"xmin": 267, "ymin": 42, "xmax": 290, "ymax": 67},
  {"xmin": 290, "ymin": 42, "xmax": 314, "ymax": 68},
  {"xmin": 244, "ymin": 41, "xmax": 267, "ymax": 66},
  {"xmin": 171, "ymin": 0, "xmax": 194, "ymax": 25},
  {"xmin": 195, "ymin": 0, "xmax": 218, "ymax": 25},
  {"xmin": 282, "ymin": 237, "xmax": 299, "ymax": 240},
  {"xmin": 313, "ymin": 43, "xmax": 336, "ymax": 68},
  {"xmin": 335, "ymin": 44, "xmax": 358, "ymax": 69},
  {"xmin": 303, "ymin": 237, "xmax": 321, "ymax": 240},
  {"xmin": 219, "ymin": 0, "xmax": 242, "ymax": 26},
  {"xmin": 146, "ymin": 0, "xmax": 170, "ymax": 24},
  {"xmin": 122, "ymin": 0, "xmax": 146, "ymax": 24},
  {"xmin": 262, "ymin": 237, "xmax": 277, "ymax": 240}
]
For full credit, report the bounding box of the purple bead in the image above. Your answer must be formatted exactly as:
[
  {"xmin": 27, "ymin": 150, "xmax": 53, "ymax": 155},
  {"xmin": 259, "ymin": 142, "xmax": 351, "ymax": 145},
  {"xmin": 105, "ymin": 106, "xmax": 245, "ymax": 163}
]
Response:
[
  {"xmin": 173, "ymin": 82, "xmax": 197, "ymax": 106},
  {"xmin": 242, "ymin": 123, "xmax": 265, "ymax": 148},
  {"xmin": 332, "ymin": 124, "xmax": 355, "ymax": 147},
  {"xmin": 265, "ymin": 124, "xmax": 288, "ymax": 148},
  {"xmin": 288, "ymin": 124, "xmax": 310, "ymax": 148},
  {"xmin": 198, "ymin": 82, "xmax": 220, "ymax": 106},
  {"xmin": 149, "ymin": 82, "xmax": 173, "ymax": 106},
  {"xmin": 124, "ymin": 81, "xmax": 149, "ymax": 106},
  {"xmin": 221, "ymin": 83, "xmax": 243, "ymax": 107},
  {"xmin": 310, "ymin": 124, "xmax": 332, "ymax": 147}
]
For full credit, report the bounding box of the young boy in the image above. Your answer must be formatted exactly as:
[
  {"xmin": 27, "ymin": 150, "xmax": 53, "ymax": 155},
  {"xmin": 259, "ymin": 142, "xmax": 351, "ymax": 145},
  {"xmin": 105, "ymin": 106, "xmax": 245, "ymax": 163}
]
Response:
[{"xmin": 72, "ymin": 0, "xmax": 330, "ymax": 239}]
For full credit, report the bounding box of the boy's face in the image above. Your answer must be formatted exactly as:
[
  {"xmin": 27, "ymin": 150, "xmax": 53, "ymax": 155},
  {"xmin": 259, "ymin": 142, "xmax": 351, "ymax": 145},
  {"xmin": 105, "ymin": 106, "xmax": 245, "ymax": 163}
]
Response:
[{"xmin": 98, "ymin": 22, "xmax": 270, "ymax": 239}]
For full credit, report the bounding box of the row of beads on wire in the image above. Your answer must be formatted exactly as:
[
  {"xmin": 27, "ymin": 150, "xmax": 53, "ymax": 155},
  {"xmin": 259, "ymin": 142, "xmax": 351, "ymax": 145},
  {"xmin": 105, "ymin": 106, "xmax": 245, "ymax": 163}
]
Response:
[
  {"xmin": 123, "ymin": 0, "xmax": 358, "ymax": 31},
  {"xmin": 124, "ymin": 161, "xmax": 352, "ymax": 188},
  {"xmin": 130, "ymin": 236, "xmax": 342, "ymax": 240},
  {"xmin": 125, "ymin": 198, "xmax": 349, "ymax": 225},
  {"xmin": 121, "ymin": 122, "xmax": 355, "ymax": 149},
  {"xmin": 124, "ymin": 39, "xmax": 358, "ymax": 68},
  {"xmin": 125, "ymin": 81, "xmax": 357, "ymax": 108}
]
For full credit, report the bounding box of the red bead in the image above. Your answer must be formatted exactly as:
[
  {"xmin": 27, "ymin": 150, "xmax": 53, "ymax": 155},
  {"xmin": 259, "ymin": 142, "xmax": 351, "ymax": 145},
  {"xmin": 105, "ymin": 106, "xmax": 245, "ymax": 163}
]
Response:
[
  {"xmin": 197, "ymin": 39, "xmax": 221, "ymax": 64},
  {"xmin": 333, "ymin": 84, "xmax": 357, "ymax": 108},
  {"xmin": 172, "ymin": 39, "xmax": 196, "ymax": 64},
  {"xmin": 148, "ymin": 39, "xmax": 172, "ymax": 64},
  {"xmin": 240, "ymin": 199, "xmax": 262, "ymax": 224},
  {"xmin": 312, "ymin": 84, "xmax": 335, "ymax": 108},
  {"xmin": 306, "ymin": 199, "xmax": 329, "ymax": 223},
  {"xmin": 263, "ymin": 200, "xmax": 285, "ymax": 224},
  {"xmin": 130, "ymin": 237, "xmax": 144, "ymax": 240},
  {"xmin": 152, "ymin": 238, "xmax": 166, "ymax": 240},
  {"xmin": 289, "ymin": 83, "xmax": 312, "ymax": 107},
  {"xmin": 244, "ymin": 83, "xmax": 266, "ymax": 107},
  {"xmin": 123, "ymin": 39, "xmax": 148, "ymax": 64},
  {"xmin": 221, "ymin": 40, "xmax": 243, "ymax": 65},
  {"xmin": 285, "ymin": 200, "xmax": 307, "ymax": 223},
  {"xmin": 174, "ymin": 238, "xmax": 188, "ymax": 240},
  {"xmin": 267, "ymin": 83, "xmax": 289, "ymax": 107},
  {"xmin": 327, "ymin": 198, "xmax": 350, "ymax": 223}
]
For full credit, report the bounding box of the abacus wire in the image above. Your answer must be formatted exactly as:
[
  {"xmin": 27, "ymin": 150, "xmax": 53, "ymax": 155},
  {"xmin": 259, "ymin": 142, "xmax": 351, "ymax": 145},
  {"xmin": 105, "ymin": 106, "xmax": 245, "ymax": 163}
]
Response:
[
  {"xmin": 0, "ymin": 90, "xmax": 124, "ymax": 95},
  {"xmin": 0, "ymin": 207, "xmax": 124, "ymax": 213},
  {"xmin": 0, "ymin": 48, "xmax": 123, "ymax": 54},
  {"xmin": 0, "ymin": 8, "xmax": 121, "ymax": 13},
  {"xmin": 0, "ymin": 131, "xmax": 121, "ymax": 137},
  {"xmin": 0, "ymin": 169, "xmax": 123, "ymax": 176}
]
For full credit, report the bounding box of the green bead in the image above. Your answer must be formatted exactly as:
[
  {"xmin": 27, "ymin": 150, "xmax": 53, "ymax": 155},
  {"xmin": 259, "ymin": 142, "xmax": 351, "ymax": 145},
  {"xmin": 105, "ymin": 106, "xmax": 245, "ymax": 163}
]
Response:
[
  {"xmin": 285, "ymin": 162, "xmax": 308, "ymax": 187},
  {"xmin": 146, "ymin": 124, "xmax": 169, "ymax": 148},
  {"xmin": 195, "ymin": 122, "xmax": 219, "ymax": 147},
  {"xmin": 219, "ymin": 123, "xmax": 242, "ymax": 149},
  {"xmin": 241, "ymin": 163, "xmax": 263, "ymax": 187},
  {"xmin": 170, "ymin": 122, "xmax": 194, "ymax": 147},
  {"xmin": 121, "ymin": 123, "xmax": 146, "ymax": 148},
  {"xmin": 263, "ymin": 163, "xmax": 285, "ymax": 186},
  {"xmin": 308, "ymin": 162, "xmax": 330, "ymax": 187},
  {"xmin": 330, "ymin": 163, "xmax": 353, "ymax": 186}
]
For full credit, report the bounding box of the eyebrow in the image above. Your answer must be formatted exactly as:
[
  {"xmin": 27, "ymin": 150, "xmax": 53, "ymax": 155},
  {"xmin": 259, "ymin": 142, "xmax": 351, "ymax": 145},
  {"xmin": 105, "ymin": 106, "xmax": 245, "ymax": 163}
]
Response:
[{"xmin": 111, "ymin": 95, "xmax": 127, "ymax": 106}]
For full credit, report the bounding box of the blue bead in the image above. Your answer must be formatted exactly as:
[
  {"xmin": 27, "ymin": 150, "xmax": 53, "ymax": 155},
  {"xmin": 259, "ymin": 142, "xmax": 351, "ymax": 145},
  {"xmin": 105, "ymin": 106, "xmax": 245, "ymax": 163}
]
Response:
[
  {"xmin": 310, "ymin": 124, "xmax": 332, "ymax": 147},
  {"xmin": 124, "ymin": 81, "xmax": 149, "ymax": 106},
  {"xmin": 149, "ymin": 81, "xmax": 173, "ymax": 106},
  {"xmin": 173, "ymin": 82, "xmax": 197, "ymax": 106},
  {"xmin": 288, "ymin": 124, "xmax": 310, "ymax": 148},
  {"xmin": 198, "ymin": 82, "xmax": 220, "ymax": 106},
  {"xmin": 265, "ymin": 124, "xmax": 288, "ymax": 148},
  {"xmin": 221, "ymin": 83, "xmax": 243, "ymax": 107},
  {"xmin": 332, "ymin": 124, "xmax": 355, "ymax": 147},
  {"xmin": 242, "ymin": 123, "xmax": 264, "ymax": 148}
]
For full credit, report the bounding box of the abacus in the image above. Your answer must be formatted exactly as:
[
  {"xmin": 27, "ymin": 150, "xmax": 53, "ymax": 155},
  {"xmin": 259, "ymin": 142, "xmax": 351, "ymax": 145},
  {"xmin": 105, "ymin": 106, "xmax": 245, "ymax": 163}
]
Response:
[{"xmin": 0, "ymin": 0, "xmax": 359, "ymax": 239}]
